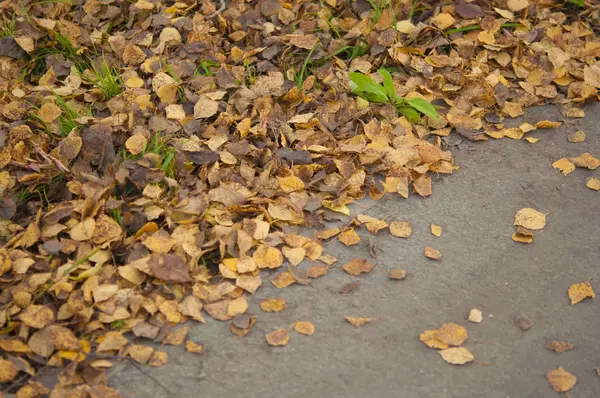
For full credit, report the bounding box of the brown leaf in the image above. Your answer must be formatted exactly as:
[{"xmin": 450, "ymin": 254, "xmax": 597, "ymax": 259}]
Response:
[
  {"xmin": 342, "ymin": 258, "xmax": 376, "ymax": 276},
  {"xmin": 345, "ymin": 316, "xmax": 374, "ymax": 328},
  {"xmin": 266, "ymin": 329, "xmax": 290, "ymax": 346},
  {"xmin": 270, "ymin": 271, "xmax": 296, "ymax": 288},
  {"xmin": 307, "ymin": 264, "xmax": 329, "ymax": 278},
  {"xmin": 515, "ymin": 313, "xmax": 534, "ymax": 331},
  {"xmin": 546, "ymin": 368, "xmax": 576, "ymax": 392},
  {"xmin": 339, "ymin": 281, "xmax": 360, "ymax": 294},
  {"xmin": 568, "ymin": 281, "xmax": 595, "ymax": 305},
  {"xmin": 149, "ymin": 254, "xmax": 192, "ymax": 283},
  {"xmin": 546, "ymin": 341, "xmax": 575, "ymax": 353}
]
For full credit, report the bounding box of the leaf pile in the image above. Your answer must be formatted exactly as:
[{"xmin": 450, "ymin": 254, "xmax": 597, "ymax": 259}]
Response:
[{"xmin": 0, "ymin": 0, "xmax": 599, "ymax": 394}]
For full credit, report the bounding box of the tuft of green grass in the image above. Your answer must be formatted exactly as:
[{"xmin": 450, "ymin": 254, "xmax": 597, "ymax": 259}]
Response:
[
  {"xmin": 349, "ymin": 69, "xmax": 439, "ymax": 123},
  {"xmin": 27, "ymin": 33, "xmax": 90, "ymax": 80},
  {"xmin": 87, "ymin": 58, "xmax": 123, "ymax": 100},
  {"xmin": 164, "ymin": 63, "xmax": 185, "ymax": 102},
  {"xmin": 122, "ymin": 133, "xmax": 177, "ymax": 178},
  {"xmin": 366, "ymin": 0, "xmax": 389, "ymax": 24},
  {"xmin": 54, "ymin": 95, "xmax": 83, "ymax": 136},
  {"xmin": 194, "ymin": 60, "xmax": 219, "ymax": 76},
  {"xmin": 0, "ymin": 14, "xmax": 16, "ymax": 39},
  {"xmin": 445, "ymin": 22, "xmax": 522, "ymax": 35}
]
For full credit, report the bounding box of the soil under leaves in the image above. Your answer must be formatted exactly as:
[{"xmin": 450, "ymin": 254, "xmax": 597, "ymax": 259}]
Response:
[{"xmin": 0, "ymin": 0, "xmax": 599, "ymax": 396}]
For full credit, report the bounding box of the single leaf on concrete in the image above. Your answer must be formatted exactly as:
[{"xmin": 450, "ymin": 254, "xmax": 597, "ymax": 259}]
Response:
[
  {"xmin": 424, "ymin": 246, "xmax": 441, "ymax": 260},
  {"xmin": 419, "ymin": 330, "xmax": 449, "ymax": 350},
  {"xmin": 294, "ymin": 321, "xmax": 315, "ymax": 335},
  {"xmin": 266, "ymin": 329, "xmax": 290, "ymax": 346},
  {"xmin": 430, "ymin": 224, "xmax": 442, "ymax": 237},
  {"xmin": 468, "ymin": 309, "xmax": 483, "ymax": 323},
  {"xmin": 389, "ymin": 221, "xmax": 412, "ymax": 238},
  {"xmin": 342, "ymin": 258, "xmax": 376, "ymax": 276},
  {"xmin": 388, "ymin": 269, "xmax": 407, "ymax": 280},
  {"xmin": 552, "ymin": 158, "xmax": 575, "ymax": 176},
  {"xmin": 546, "ymin": 341, "xmax": 575, "ymax": 353},
  {"xmin": 568, "ymin": 281, "xmax": 595, "ymax": 305},
  {"xmin": 345, "ymin": 316, "xmax": 374, "ymax": 328},
  {"xmin": 260, "ymin": 298, "xmax": 286, "ymax": 313},
  {"xmin": 514, "ymin": 208, "xmax": 546, "ymax": 230},
  {"xmin": 439, "ymin": 347, "xmax": 474, "ymax": 365},
  {"xmin": 338, "ymin": 228, "xmax": 361, "ymax": 246},
  {"xmin": 546, "ymin": 367, "xmax": 576, "ymax": 392}
]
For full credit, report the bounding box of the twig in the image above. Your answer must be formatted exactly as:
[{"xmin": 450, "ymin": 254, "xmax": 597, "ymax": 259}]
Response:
[{"xmin": 206, "ymin": 0, "xmax": 225, "ymax": 18}]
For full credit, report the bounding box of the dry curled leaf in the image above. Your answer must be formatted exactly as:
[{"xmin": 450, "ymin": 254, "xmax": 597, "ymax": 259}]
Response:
[
  {"xmin": 345, "ymin": 316, "xmax": 374, "ymax": 328},
  {"xmin": 568, "ymin": 281, "xmax": 595, "ymax": 305},
  {"xmin": 546, "ymin": 341, "xmax": 575, "ymax": 353},
  {"xmin": 266, "ymin": 329, "xmax": 290, "ymax": 346},
  {"xmin": 546, "ymin": 367, "xmax": 576, "ymax": 393}
]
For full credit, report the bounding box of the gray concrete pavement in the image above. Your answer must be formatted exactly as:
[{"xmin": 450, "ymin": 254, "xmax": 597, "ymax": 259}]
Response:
[{"xmin": 108, "ymin": 103, "xmax": 600, "ymax": 398}]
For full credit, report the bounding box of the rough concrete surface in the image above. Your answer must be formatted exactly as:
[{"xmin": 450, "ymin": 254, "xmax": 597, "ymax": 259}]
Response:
[{"xmin": 108, "ymin": 103, "xmax": 600, "ymax": 398}]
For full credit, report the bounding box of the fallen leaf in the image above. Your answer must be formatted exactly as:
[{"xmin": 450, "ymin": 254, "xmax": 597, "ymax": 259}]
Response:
[
  {"xmin": 439, "ymin": 347, "xmax": 474, "ymax": 365},
  {"xmin": 515, "ymin": 313, "xmax": 534, "ymax": 331},
  {"xmin": 568, "ymin": 131, "xmax": 585, "ymax": 143},
  {"xmin": 514, "ymin": 208, "xmax": 546, "ymax": 230},
  {"xmin": 253, "ymin": 245, "xmax": 283, "ymax": 269},
  {"xmin": 278, "ymin": 175, "xmax": 305, "ymax": 193},
  {"xmin": 69, "ymin": 218, "xmax": 96, "ymax": 241},
  {"xmin": 568, "ymin": 281, "xmax": 595, "ymax": 305},
  {"xmin": 0, "ymin": 359, "xmax": 19, "ymax": 383},
  {"xmin": 260, "ymin": 297, "xmax": 286, "ymax": 312},
  {"xmin": 388, "ymin": 269, "xmax": 407, "ymax": 280},
  {"xmin": 149, "ymin": 254, "xmax": 192, "ymax": 283},
  {"xmin": 424, "ymin": 246, "xmax": 441, "ymax": 260},
  {"xmin": 148, "ymin": 351, "xmax": 168, "ymax": 367},
  {"xmin": 345, "ymin": 316, "xmax": 374, "ymax": 328},
  {"xmin": 338, "ymin": 228, "xmax": 361, "ymax": 246},
  {"xmin": 437, "ymin": 323, "xmax": 468, "ymax": 346},
  {"xmin": 468, "ymin": 309, "xmax": 482, "ymax": 323},
  {"xmin": 342, "ymin": 258, "xmax": 376, "ymax": 276},
  {"xmin": 19, "ymin": 305, "xmax": 55, "ymax": 329},
  {"xmin": 546, "ymin": 341, "xmax": 575, "ymax": 353},
  {"xmin": 294, "ymin": 321, "xmax": 315, "ymax": 336},
  {"xmin": 536, "ymin": 120, "xmax": 561, "ymax": 129},
  {"xmin": 430, "ymin": 224, "xmax": 441, "ymax": 237},
  {"xmin": 389, "ymin": 221, "xmax": 413, "ymax": 238},
  {"xmin": 271, "ymin": 271, "xmax": 296, "ymax": 288},
  {"xmin": 512, "ymin": 226, "xmax": 534, "ymax": 244},
  {"xmin": 587, "ymin": 178, "xmax": 600, "ymax": 191},
  {"xmin": 227, "ymin": 296, "xmax": 248, "ymax": 317},
  {"xmin": 97, "ymin": 332, "xmax": 128, "ymax": 352},
  {"xmin": 431, "ymin": 13, "xmax": 455, "ymax": 30},
  {"xmin": 552, "ymin": 158, "xmax": 575, "ymax": 176},
  {"xmin": 307, "ymin": 264, "xmax": 329, "ymax": 278},
  {"xmin": 546, "ymin": 367, "xmax": 576, "ymax": 393},
  {"xmin": 266, "ymin": 329, "xmax": 290, "ymax": 346},
  {"xmin": 419, "ymin": 330, "xmax": 449, "ymax": 349},
  {"xmin": 339, "ymin": 281, "xmax": 361, "ymax": 294},
  {"xmin": 163, "ymin": 326, "xmax": 190, "ymax": 345},
  {"xmin": 128, "ymin": 345, "xmax": 155, "ymax": 364},
  {"xmin": 570, "ymin": 153, "xmax": 600, "ymax": 170}
]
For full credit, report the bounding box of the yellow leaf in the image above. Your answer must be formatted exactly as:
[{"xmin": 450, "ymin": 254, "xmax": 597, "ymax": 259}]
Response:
[
  {"xmin": 342, "ymin": 258, "xmax": 376, "ymax": 276},
  {"xmin": 419, "ymin": 330, "xmax": 449, "ymax": 349},
  {"xmin": 322, "ymin": 202, "xmax": 350, "ymax": 215},
  {"xmin": 270, "ymin": 271, "xmax": 296, "ymax": 288},
  {"xmin": 430, "ymin": 224, "xmax": 441, "ymax": 237},
  {"xmin": 536, "ymin": 120, "xmax": 561, "ymax": 129},
  {"xmin": 294, "ymin": 321, "xmax": 315, "ymax": 335},
  {"xmin": 338, "ymin": 228, "xmax": 360, "ymax": 246},
  {"xmin": 552, "ymin": 158, "xmax": 575, "ymax": 175},
  {"xmin": 149, "ymin": 351, "xmax": 168, "ymax": 367},
  {"xmin": 437, "ymin": 323, "xmax": 468, "ymax": 346},
  {"xmin": 514, "ymin": 208, "xmax": 546, "ymax": 230},
  {"xmin": 69, "ymin": 218, "xmax": 96, "ymax": 241},
  {"xmin": 587, "ymin": 177, "xmax": 600, "ymax": 191},
  {"xmin": 163, "ymin": 325, "xmax": 190, "ymax": 345},
  {"xmin": 568, "ymin": 281, "xmax": 595, "ymax": 305},
  {"xmin": 227, "ymin": 296, "xmax": 248, "ymax": 317},
  {"xmin": 507, "ymin": 0, "xmax": 529, "ymax": 12},
  {"xmin": 424, "ymin": 246, "xmax": 441, "ymax": 260},
  {"xmin": 468, "ymin": 309, "xmax": 483, "ymax": 323},
  {"xmin": 19, "ymin": 305, "xmax": 54, "ymax": 329},
  {"xmin": 185, "ymin": 341, "xmax": 204, "ymax": 353},
  {"xmin": 431, "ymin": 13, "xmax": 455, "ymax": 30},
  {"xmin": 260, "ymin": 297, "xmax": 286, "ymax": 313},
  {"xmin": 567, "ymin": 131, "xmax": 586, "ymax": 143},
  {"xmin": 253, "ymin": 245, "xmax": 283, "ymax": 269},
  {"xmin": 128, "ymin": 345, "xmax": 154, "ymax": 364},
  {"xmin": 345, "ymin": 316, "xmax": 375, "ymax": 328},
  {"xmin": 388, "ymin": 269, "xmax": 407, "ymax": 280},
  {"xmin": 277, "ymin": 175, "xmax": 305, "ymax": 193},
  {"xmin": 0, "ymin": 359, "xmax": 19, "ymax": 383},
  {"xmin": 524, "ymin": 137, "xmax": 539, "ymax": 143},
  {"xmin": 282, "ymin": 246, "xmax": 306, "ymax": 266},
  {"xmin": 266, "ymin": 329, "xmax": 290, "ymax": 346},
  {"xmin": 570, "ymin": 153, "xmax": 600, "ymax": 170},
  {"xmin": 546, "ymin": 367, "xmax": 576, "ymax": 392},
  {"xmin": 389, "ymin": 221, "xmax": 413, "ymax": 238},
  {"xmin": 439, "ymin": 347, "xmax": 474, "ymax": 365}
]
